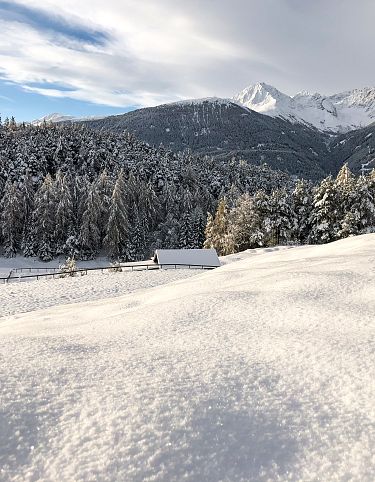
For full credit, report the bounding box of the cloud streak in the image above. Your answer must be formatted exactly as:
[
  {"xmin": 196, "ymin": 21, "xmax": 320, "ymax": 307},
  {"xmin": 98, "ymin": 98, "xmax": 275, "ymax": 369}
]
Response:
[
  {"xmin": 0, "ymin": 0, "xmax": 374, "ymax": 109},
  {"xmin": 0, "ymin": 1, "xmax": 109, "ymax": 45}
]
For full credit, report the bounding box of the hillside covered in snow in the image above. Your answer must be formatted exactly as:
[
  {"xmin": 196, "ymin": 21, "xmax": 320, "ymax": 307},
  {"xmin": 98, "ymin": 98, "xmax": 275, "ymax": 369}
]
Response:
[
  {"xmin": 234, "ymin": 82, "xmax": 375, "ymax": 133},
  {"xmin": 0, "ymin": 234, "xmax": 374, "ymax": 481},
  {"xmin": 31, "ymin": 113, "xmax": 105, "ymax": 126}
]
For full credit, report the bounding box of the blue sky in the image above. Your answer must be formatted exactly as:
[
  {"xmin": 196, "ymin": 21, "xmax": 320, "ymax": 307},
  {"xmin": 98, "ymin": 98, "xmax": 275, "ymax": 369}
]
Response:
[
  {"xmin": 0, "ymin": 0, "xmax": 374, "ymax": 122},
  {"xmin": 0, "ymin": 80, "xmax": 131, "ymax": 122}
]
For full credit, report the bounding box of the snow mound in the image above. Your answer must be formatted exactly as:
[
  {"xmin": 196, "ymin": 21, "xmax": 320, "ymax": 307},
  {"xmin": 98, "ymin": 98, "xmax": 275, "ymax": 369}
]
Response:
[{"xmin": 1, "ymin": 234, "xmax": 374, "ymax": 481}]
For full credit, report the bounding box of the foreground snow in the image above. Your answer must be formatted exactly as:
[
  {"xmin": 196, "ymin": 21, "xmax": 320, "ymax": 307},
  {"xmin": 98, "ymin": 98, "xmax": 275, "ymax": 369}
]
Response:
[
  {"xmin": 0, "ymin": 269, "xmax": 200, "ymax": 318},
  {"xmin": 0, "ymin": 235, "xmax": 374, "ymax": 481}
]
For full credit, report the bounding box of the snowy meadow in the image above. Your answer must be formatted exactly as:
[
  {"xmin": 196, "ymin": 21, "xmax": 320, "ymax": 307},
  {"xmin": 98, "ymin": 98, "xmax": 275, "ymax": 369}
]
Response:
[{"xmin": 0, "ymin": 234, "xmax": 374, "ymax": 481}]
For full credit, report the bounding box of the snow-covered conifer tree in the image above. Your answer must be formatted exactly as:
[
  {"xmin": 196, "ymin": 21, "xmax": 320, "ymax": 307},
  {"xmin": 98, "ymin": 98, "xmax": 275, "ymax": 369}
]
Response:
[
  {"xmin": 0, "ymin": 180, "xmax": 24, "ymax": 256},
  {"xmin": 79, "ymin": 182, "xmax": 102, "ymax": 259},
  {"xmin": 20, "ymin": 172, "xmax": 35, "ymax": 255},
  {"xmin": 54, "ymin": 171, "xmax": 75, "ymax": 254},
  {"xmin": 27, "ymin": 174, "xmax": 56, "ymax": 260},
  {"xmin": 309, "ymin": 176, "xmax": 340, "ymax": 244},
  {"xmin": 292, "ymin": 180, "xmax": 313, "ymax": 244},
  {"xmin": 96, "ymin": 169, "xmax": 114, "ymax": 240},
  {"xmin": 103, "ymin": 169, "xmax": 129, "ymax": 260},
  {"xmin": 127, "ymin": 204, "xmax": 148, "ymax": 260},
  {"xmin": 266, "ymin": 189, "xmax": 293, "ymax": 245},
  {"xmin": 341, "ymin": 174, "xmax": 375, "ymax": 235},
  {"xmin": 178, "ymin": 206, "xmax": 206, "ymax": 249},
  {"xmin": 334, "ymin": 163, "xmax": 357, "ymax": 237}
]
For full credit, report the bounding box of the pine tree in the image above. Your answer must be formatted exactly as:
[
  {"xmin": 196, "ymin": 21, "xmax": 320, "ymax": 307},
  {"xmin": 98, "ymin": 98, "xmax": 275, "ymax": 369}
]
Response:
[
  {"xmin": 266, "ymin": 188, "xmax": 293, "ymax": 245},
  {"xmin": 0, "ymin": 180, "xmax": 24, "ymax": 256},
  {"xmin": 10, "ymin": 116, "xmax": 16, "ymax": 130},
  {"xmin": 103, "ymin": 169, "xmax": 129, "ymax": 260},
  {"xmin": 179, "ymin": 206, "xmax": 206, "ymax": 249},
  {"xmin": 158, "ymin": 213, "xmax": 180, "ymax": 249},
  {"xmin": 79, "ymin": 182, "xmax": 102, "ymax": 259},
  {"xmin": 335, "ymin": 163, "xmax": 357, "ymax": 238},
  {"xmin": 292, "ymin": 179, "xmax": 313, "ymax": 244},
  {"xmin": 127, "ymin": 204, "xmax": 147, "ymax": 260},
  {"xmin": 54, "ymin": 171, "xmax": 75, "ymax": 254},
  {"xmin": 346, "ymin": 174, "xmax": 375, "ymax": 235},
  {"xmin": 96, "ymin": 170, "xmax": 113, "ymax": 240},
  {"xmin": 309, "ymin": 176, "xmax": 340, "ymax": 244},
  {"xmin": 20, "ymin": 172, "xmax": 35, "ymax": 255},
  {"xmin": 27, "ymin": 174, "xmax": 56, "ymax": 260},
  {"xmin": 291, "ymin": 180, "xmax": 313, "ymax": 244}
]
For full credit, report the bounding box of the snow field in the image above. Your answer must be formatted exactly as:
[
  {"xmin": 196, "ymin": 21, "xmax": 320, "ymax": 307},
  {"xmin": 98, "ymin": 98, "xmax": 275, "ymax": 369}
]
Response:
[
  {"xmin": 0, "ymin": 234, "xmax": 374, "ymax": 481},
  {"xmin": 0, "ymin": 268, "xmax": 200, "ymax": 318}
]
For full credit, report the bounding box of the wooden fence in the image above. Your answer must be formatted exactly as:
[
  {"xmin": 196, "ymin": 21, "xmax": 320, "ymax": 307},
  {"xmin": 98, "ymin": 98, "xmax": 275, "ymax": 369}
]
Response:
[{"xmin": 0, "ymin": 263, "xmax": 218, "ymax": 284}]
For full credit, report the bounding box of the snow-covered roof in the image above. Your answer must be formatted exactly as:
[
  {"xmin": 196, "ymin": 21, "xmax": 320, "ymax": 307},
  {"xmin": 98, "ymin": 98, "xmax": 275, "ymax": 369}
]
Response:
[{"xmin": 153, "ymin": 249, "xmax": 220, "ymax": 267}]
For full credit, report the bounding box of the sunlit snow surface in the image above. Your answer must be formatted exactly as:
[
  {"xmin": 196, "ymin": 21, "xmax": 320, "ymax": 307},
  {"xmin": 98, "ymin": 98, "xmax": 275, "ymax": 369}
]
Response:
[
  {"xmin": 0, "ymin": 269, "xmax": 199, "ymax": 318},
  {"xmin": 1, "ymin": 235, "xmax": 375, "ymax": 481}
]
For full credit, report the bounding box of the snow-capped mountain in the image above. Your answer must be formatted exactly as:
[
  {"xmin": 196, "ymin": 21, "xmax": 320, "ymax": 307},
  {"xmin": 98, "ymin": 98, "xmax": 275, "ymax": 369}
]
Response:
[
  {"xmin": 31, "ymin": 112, "xmax": 106, "ymax": 125},
  {"xmin": 31, "ymin": 113, "xmax": 77, "ymax": 125},
  {"xmin": 234, "ymin": 82, "xmax": 375, "ymax": 133}
]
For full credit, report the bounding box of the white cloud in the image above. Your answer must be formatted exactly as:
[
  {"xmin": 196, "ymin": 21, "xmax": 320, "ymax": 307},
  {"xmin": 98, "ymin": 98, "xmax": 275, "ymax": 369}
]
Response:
[{"xmin": 1, "ymin": 0, "xmax": 375, "ymax": 108}]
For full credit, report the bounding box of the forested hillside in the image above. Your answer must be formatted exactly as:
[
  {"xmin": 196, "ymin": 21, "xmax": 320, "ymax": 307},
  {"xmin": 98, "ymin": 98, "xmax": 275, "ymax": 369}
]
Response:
[
  {"xmin": 83, "ymin": 99, "xmax": 336, "ymax": 180},
  {"xmin": 328, "ymin": 123, "xmax": 375, "ymax": 173},
  {"xmin": 0, "ymin": 122, "xmax": 289, "ymax": 260},
  {"xmin": 83, "ymin": 99, "xmax": 375, "ymax": 179}
]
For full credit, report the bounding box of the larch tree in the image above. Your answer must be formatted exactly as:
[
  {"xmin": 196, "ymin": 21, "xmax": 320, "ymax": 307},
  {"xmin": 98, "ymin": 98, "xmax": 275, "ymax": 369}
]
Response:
[{"xmin": 204, "ymin": 198, "xmax": 231, "ymax": 255}]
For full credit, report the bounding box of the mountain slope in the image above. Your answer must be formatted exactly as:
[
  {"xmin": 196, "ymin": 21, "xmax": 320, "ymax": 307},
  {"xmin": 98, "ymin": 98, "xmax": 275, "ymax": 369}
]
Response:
[
  {"xmin": 1, "ymin": 234, "xmax": 374, "ymax": 481},
  {"xmin": 32, "ymin": 113, "xmax": 105, "ymax": 126},
  {"xmin": 328, "ymin": 122, "xmax": 375, "ymax": 173},
  {"xmin": 83, "ymin": 99, "xmax": 333, "ymax": 180},
  {"xmin": 234, "ymin": 82, "xmax": 375, "ymax": 133}
]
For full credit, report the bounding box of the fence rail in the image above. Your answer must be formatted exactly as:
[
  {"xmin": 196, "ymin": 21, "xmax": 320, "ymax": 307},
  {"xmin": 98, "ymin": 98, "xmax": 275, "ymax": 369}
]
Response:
[{"xmin": 1, "ymin": 263, "xmax": 217, "ymax": 284}]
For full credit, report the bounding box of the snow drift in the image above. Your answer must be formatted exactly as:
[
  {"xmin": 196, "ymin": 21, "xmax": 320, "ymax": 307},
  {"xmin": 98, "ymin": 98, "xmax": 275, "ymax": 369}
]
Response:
[{"xmin": 0, "ymin": 234, "xmax": 374, "ymax": 481}]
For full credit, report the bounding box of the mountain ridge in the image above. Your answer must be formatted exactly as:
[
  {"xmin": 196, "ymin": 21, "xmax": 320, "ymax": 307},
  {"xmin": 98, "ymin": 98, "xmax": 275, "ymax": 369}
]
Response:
[
  {"xmin": 31, "ymin": 88, "xmax": 375, "ymax": 180},
  {"xmin": 234, "ymin": 82, "xmax": 375, "ymax": 133},
  {"xmin": 31, "ymin": 112, "xmax": 106, "ymax": 126},
  {"xmin": 82, "ymin": 99, "xmax": 336, "ymax": 180}
]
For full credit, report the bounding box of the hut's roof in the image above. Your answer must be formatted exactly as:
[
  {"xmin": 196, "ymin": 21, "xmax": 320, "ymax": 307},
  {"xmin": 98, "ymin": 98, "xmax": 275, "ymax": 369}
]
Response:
[{"xmin": 153, "ymin": 249, "xmax": 220, "ymax": 267}]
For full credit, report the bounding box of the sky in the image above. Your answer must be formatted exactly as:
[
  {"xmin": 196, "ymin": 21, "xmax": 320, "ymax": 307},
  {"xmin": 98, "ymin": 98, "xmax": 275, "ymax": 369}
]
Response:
[{"xmin": 0, "ymin": 0, "xmax": 374, "ymax": 121}]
